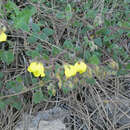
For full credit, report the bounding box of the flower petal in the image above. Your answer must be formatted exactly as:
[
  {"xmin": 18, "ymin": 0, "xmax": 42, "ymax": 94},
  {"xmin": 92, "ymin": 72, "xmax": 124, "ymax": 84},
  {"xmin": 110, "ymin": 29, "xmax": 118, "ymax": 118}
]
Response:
[
  {"xmin": 27, "ymin": 62, "xmax": 37, "ymax": 72},
  {"xmin": 74, "ymin": 61, "xmax": 87, "ymax": 74},
  {"xmin": 0, "ymin": 32, "xmax": 7, "ymax": 42},
  {"xmin": 64, "ymin": 64, "xmax": 77, "ymax": 79}
]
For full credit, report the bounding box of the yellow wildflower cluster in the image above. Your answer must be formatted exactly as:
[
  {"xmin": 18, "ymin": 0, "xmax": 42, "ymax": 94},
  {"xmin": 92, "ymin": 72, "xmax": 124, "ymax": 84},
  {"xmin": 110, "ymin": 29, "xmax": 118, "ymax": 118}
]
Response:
[
  {"xmin": 27, "ymin": 61, "xmax": 87, "ymax": 79},
  {"xmin": 64, "ymin": 61, "xmax": 87, "ymax": 79},
  {"xmin": 27, "ymin": 60, "xmax": 118, "ymax": 80},
  {"xmin": 27, "ymin": 62, "xmax": 45, "ymax": 77},
  {"xmin": 0, "ymin": 26, "xmax": 7, "ymax": 42}
]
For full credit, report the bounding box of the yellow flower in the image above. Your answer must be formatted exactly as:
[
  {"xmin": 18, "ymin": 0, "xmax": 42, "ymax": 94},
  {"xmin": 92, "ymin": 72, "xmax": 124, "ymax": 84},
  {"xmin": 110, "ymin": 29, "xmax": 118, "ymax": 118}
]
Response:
[
  {"xmin": 74, "ymin": 61, "xmax": 87, "ymax": 74},
  {"xmin": 27, "ymin": 62, "xmax": 45, "ymax": 77},
  {"xmin": 0, "ymin": 32, "xmax": 7, "ymax": 42},
  {"xmin": 64, "ymin": 64, "xmax": 77, "ymax": 79}
]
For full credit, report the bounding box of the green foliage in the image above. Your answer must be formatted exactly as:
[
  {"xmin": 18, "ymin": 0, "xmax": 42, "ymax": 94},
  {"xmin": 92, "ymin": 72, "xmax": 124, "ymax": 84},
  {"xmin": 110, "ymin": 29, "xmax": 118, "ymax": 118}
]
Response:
[
  {"xmin": 94, "ymin": 38, "xmax": 102, "ymax": 47},
  {"xmin": 52, "ymin": 46, "xmax": 61, "ymax": 56},
  {"xmin": 32, "ymin": 23, "xmax": 40, "ymax": 33},
  {"xmin": 31, "ymin": 0, "xmax": 38, "ymax": 2},
  {"xmin": 5, "ymin": 96, "xmax": 22, "ymax": 110},
  {"xmin": 33, "ymin": 90, "xmax": 45, "ymax": 104},
  {"xmin": 39, "ymin": 33, "xmax": 48, "ymax": 40},
  {"xmin": 4, "ymin": 1, "xmax": 19, "ymax": 15},
  {"xmin": 43, "ymin": 28, "xmax": 54, "ymax": 36},
  {"xmin": 6, "ymin": 80, "xmax": 23, "ymax": 93},
  {"xmin": 63, "ymin": 40, "xmax": 74, "ymax": 50},
  {"xmin": 4, "ymin": 1, "xmax": 36, "ymax": 30},
  {"xmin": 0, "ymin": 100, "xmax": 6, "ymax": 110},
  {"xmin": 86, "ymin": 78, "xmax": 96, "ymax": 85},
  {"xmin": 0, "ymin": 72, "xmax": 4, "ymax": 79},
  {"xmin": 88, "ymin": 55, "xmax": 100, "ymax": 65},
  {"xmin": 62, "ymin": 85, "xmax": 70, "ymax": 94},
  {"xmin": 86, "ymin": 10, "xmax": 97, "ymax": 19},
  {"xmin": 0, "ymin": 50, "xmax": 14, "ymax": 65},
  {"xmin": 14, "ymin": 6, "xmax": 37, "ymax": 30},
  {"xmin": 27, "ymin": 34, "xmax": 38, "ymax": 44},
  {"xmin": 65, "ymin": 4, "xmax": 72, "ymax": 21},
  {"xmin": 0, "ymin": 81, "xmax": 2, "ymax": 88}
]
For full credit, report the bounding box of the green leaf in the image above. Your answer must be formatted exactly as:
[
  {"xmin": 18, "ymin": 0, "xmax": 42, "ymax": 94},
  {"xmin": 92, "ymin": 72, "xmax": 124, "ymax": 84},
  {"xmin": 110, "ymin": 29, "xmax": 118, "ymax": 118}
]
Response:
[
  {"xmin": 65, "ymin": 4, "xmax": 72, "ymax": 13},
  {"xmin": 117, "ymin": 69, "xmax": 129, "ymax": 75},
  {"xmin": 43, "ymin": 28, "xmax": 54, "ymax": 36},
  {"xmin": 94, "ymin": 38, "xmax": 102, "ymax": 47},
  {"xmin": 32, "ymin": 23, "xmax": 40, "ymax": 32},
  {"xmin": 117, "ymin": 29, "xmax": 124, "ymax": 35},
  {"xmin": 32, "ymin": 77, "xmax": 38, "ymax": 84},
  {"xmin": 73, "ymin": 21, "xmax": 83, "ymax": 27},
  {"xmin": 96, "ymin": 28, "xmax": 107, "ymax": 35},
  {"xmin": 86, "ymin": 10, "xmax": 97, "ymax": 19},
  {"xmin": 86, "ymin": 78, "xmax": 96, "ymax": 85},
  {"xmin": 74, "ymin": 45, "xmax": 82, "ymax": 52},
  {"xmin": 5, "ymin": 96, "xmax": 22, "ymax": 110},
  {"xmin": 5, "ymin": 1, "xmax": 19, "ymax": 15},
  {"xmin": 126, "ymin": 63, "xmax": 130, "ymax": 70},
  {"xmin": 16, "ymin": 76, "xmax": 23, "ymax": 83},
  {"xmin": 84, "ymin": 36, "xmax": 89, "ymax": 45},
  {"xmin": 6, "ymin": 81, "xmax": 16, "ymax": 88},
  {"xmin": 0, "ymin": 72, "xmax": 4, "ymax": 79},
  {"xmin": 26, "ymin": 50, "xmax": 40, "ymax": 58},
  {"xmin": 21, "ymin": 23, "xmax": 30, "ymax": 32},
  {"xmin": 63, "ymin": 40, "xmax": 74, "ymax": 50},
  {"xmin": 36, "ymin": 44, "xmax": 43, "ymax": 53},
  {"xmin": 88, "ymin": 55, "xmax": 100, "ymax": 65},
  {"xmin": 84, "ymin": 2, "xmax": 91, "ymax": 10},
  {"xmin": 85, "ymin": 51, "xmax": 91, "ymax": 61},
  {"xmin": 14, "ymin": 6, "xmax": 36, "ymax": 29},
  {"xmin": 104, "ymin": 19, "xmax": 111, "ymax": 27},
  {"xmin": 0, "ymin": 81, "xmax": 2, "ymax": 88},
  {"xmin": 6, "ymin": 80, "xmax": 23, "ymax": 93},
  {"xmin": 11, "ymin": 101, "xmax": 22, "ymax": 110},
  {"xmin": 31, "ymin": 0, "xmax": 38, "ymax": 2},
  {"xmin": 39, "ymin": 33, "xmax": 47, "ymax": 40},
  {"xmin": 11, "ymin": 97, "xmax": 22, "ymax": 110},
  {"xmin": 65, "ymin": 4, "xmax": 72, "ymax": 21},
  {"xmin": 52, "ymin": 46, "xmax": 60, "ymax": 56},
  {"xmin": 62, "ymin": 85, "xmax": 70, "ymax": 94},
  {"xmin": 0, "ymin": 100, "xmax": 6, "ymax": 110},
  {"xmin": 13, "ymin": 85, "xmax": 23, "ymax": 93},
  {"xmin": 48, "ymin": 89, "xmax": 54, "ymax": 97},
  {"xmin": 1, "ymin": 51, "xmax": 14, "ymax": 65},
  {"xmin": 42, "ymin": 54, "xmax": 49, "ymax": 60},
  {"xmin": 81, "ymin": 26, "xmax": 88, "ymax": 34},
  {"xmin": 120, "ymin": 21, "xmax": 130, "ymax": 28},
  {"xmin": 27, "ymin": 34, "xmax": 38, "ymax": 44},
  {"xmin": 33, "ymin": 91, "xmax": 44, "ymax": 104}
]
